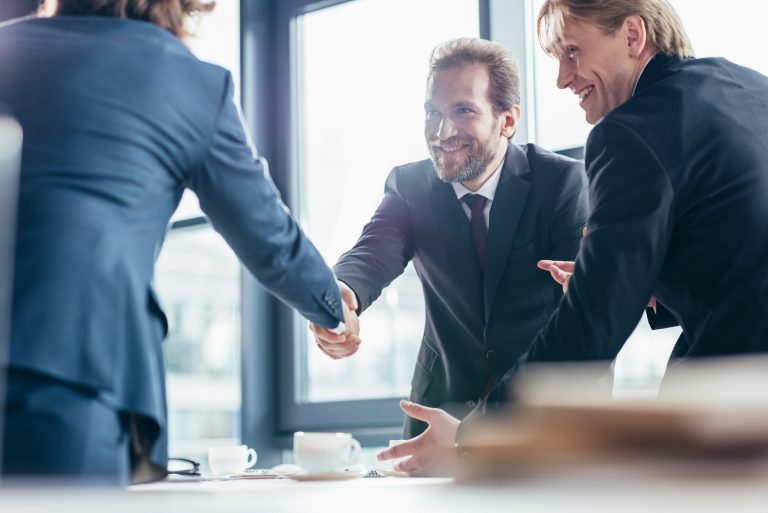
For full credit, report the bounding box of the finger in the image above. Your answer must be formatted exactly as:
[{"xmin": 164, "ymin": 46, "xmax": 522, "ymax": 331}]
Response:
[
  {"xmin": 537, "ymin": 259, "xmax": 554, "ymax": 270},
  {"xmin": 399, "ymin": 399, "xmax": 442, "ymax": 424},
  {"xmin": 315, "ymin": 341, "xmax": 340, "ymax": 360},
  {"xmin": 537, "ymin": 260, "xmax": 575, "ymax": 272},
  {"xmin": 394, "ymin": 455, "xmax": 421, "ymax": 475},
  {"xmin": 377, "ymin": 437, "xmax": 420, "ymax": 461},
  {"xmin": 317, "ymin": 340, "xmax": 360, "ymax": 358},
  {"xmin": 582, "ymin": 226, "xmax": 587, "ymax": 237},
  {"xmin": 311, "ymin": 327, "xmax": 347, "ymax": 344},
  {"xmin": 396, "ymin": 454, "xmax": 432, "ymax": 477},
  {"xmin": 548, "ymin": 266, "xmax": 570, "ymax": 288},
  {"xmin": 338, "ymin": 281, "xmax": 359, "ymax": 311}
]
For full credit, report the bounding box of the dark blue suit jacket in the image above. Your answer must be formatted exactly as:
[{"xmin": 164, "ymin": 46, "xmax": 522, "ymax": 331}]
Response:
[{"xmin": 0, "ymin": 16, "xmax": 344, "ymax": 466}]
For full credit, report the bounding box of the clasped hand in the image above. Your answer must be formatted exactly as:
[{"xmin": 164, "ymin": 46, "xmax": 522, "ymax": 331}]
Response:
[{"xmin": 308, "ymin": 281, "xmax": 362, "ymax": 359}]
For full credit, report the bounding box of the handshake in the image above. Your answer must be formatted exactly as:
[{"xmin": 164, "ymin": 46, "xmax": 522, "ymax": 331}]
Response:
[{"xmin": 309, "ymin": 281, "xmax": 362, "ymax": 359}]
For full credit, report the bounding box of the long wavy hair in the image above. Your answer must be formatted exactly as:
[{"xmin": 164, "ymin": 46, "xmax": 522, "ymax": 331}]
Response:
[{"xmin": 38, "ymin": 0, "xmax": 215, "ymax": 39}]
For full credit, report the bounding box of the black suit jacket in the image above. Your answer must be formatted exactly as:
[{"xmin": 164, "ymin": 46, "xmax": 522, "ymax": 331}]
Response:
[
  {"xmin": 334, "ymin": 143, "xmax": 588, "ymax": 437},
  {"xmin": 488, "ymin": 55, "xmax": 768, "ymax": 400}
]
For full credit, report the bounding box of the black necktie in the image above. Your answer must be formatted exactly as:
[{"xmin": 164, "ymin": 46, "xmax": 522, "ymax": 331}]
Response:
[{"xmin": 462, "ymin": 194, "xmax": 488, "ymax": 272}]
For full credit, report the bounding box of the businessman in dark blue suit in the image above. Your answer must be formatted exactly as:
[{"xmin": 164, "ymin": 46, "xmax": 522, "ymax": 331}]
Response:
[{"xmin": 0, "ymin": 0, "xmax": 357, "ymax": 483}]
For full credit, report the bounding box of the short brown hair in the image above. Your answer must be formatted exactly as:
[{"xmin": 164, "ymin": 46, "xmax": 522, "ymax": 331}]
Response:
[
  {"xmin": 537, "ymin": 0, "xmax": 694, "ymax": 59},
  {"xmin": 429, "ymin": 38, "xmax": 521, "ymax": 116},
  {"xmin": 41, "ymin": 0, "xmax": 215, "ymax": 39}
]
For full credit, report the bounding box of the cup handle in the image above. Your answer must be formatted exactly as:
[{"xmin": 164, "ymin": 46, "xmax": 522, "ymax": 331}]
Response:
[
  {"xmin": 246, "ymin": 448, "xmax": 258, "ymax": 468},
  {"xmin": 344, "ymin": 439, "xmax": 361, "ymax": 467}
]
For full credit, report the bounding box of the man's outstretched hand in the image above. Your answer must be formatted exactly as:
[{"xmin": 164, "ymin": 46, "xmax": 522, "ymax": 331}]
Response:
[{"xmin": 376, "ymin": 400, "xmax": 460, "ymax": 476}]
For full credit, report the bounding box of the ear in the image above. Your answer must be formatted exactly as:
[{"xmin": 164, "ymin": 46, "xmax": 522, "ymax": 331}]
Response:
[
  {"xmin": 624, "ymin": 14, "xmax": 648, "ymax": 58},
  {"xmin": 500, "ymin": 105, "xmax": 521, "ymax": 139}
]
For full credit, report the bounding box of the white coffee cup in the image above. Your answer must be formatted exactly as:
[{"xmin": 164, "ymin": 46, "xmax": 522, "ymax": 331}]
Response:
[
  {"xmin": 293, "ymin": 432, "xmax": 361, "ymax": 474},
  {"xmin": 207, "ymin": 445, "xmax": 257, "ymax": 475}
]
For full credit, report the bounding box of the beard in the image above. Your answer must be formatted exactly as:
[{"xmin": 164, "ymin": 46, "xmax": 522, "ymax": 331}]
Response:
[{"xmin": 429, "ymin": 131, "xmax": 499, "ymax": 184}]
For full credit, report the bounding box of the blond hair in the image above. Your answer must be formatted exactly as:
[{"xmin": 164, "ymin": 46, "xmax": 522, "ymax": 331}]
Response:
[{"xmin": 537, "ymin": 0, "xmax": 694, "ymax": 59}]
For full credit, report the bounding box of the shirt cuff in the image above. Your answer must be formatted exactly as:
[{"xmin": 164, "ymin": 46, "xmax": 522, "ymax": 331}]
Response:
[{"xmin": 329, "ymin": 321, "xmax": 346, "ymax": 335}]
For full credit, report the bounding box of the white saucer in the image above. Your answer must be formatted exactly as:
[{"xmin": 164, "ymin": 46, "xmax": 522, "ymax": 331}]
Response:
[
  {"xmin": 275, "ymin": 464, "xmax": 367, "ymax": 481},
  {"xmin": 286, "ymin": 470, "xmax": 363, "ymax": 481}
]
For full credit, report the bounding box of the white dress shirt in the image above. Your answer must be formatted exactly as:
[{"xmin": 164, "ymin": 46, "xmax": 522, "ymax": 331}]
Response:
[{"xmin": 451, "ymin": 159, "xmax": 504, "ymax": 230}]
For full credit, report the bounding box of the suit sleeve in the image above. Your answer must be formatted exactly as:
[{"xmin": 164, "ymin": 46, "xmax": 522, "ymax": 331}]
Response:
[
  {"xmin": 547, "ymin": 160, "xmax": 589, "ymax": 261},
  {"xmin": 187, "ymin": 74, "xmax": 343, "ymax": 329},
  {"xmin": 527, "ymin": 120, "xmax": 674, "ymax": 361},
  {"xmin": 484, "ymin": 120, "xmax": 674, "ymax": 405},
  {"xmin": 544, "ymin": 160, "xmax": 589, "ymax": 303},
  {"xmin": 333, "ymin": 167, "xmax": 414, "ymax": 313}
]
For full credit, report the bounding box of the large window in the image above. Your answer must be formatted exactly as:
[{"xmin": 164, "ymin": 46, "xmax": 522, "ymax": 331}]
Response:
[
  {"xmin": 292, "ymin": 0, "xmax": 480, "ymax": 407},
  {"xmin": 154, "ymin": 1, "xmax": 241, "ymax": 459}
]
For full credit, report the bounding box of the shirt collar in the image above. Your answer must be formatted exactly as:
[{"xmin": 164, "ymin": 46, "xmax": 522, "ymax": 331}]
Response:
[{"xmin": 451, "ymin": 158, "xmax": 504, "ymax": 203}]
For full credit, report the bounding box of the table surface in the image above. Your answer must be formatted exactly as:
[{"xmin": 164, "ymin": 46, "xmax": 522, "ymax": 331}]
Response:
[{"xmin": 3, "ymin": 462, "xmax": 768, "ymax": 513}]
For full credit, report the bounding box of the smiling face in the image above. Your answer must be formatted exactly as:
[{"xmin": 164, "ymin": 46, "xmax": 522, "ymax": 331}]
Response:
[
  {"xmin": 554, "ymin": 16, "xmax": 650, "ymax": 124},
  {"xmin": 424, "ymin": 63, "xmax": 516, "ymax": 188}
]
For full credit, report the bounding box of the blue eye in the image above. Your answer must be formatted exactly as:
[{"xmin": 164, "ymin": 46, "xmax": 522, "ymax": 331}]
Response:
[{"xmin": 425, "ymin": 109, "xmax": 440, "ymax": 119}]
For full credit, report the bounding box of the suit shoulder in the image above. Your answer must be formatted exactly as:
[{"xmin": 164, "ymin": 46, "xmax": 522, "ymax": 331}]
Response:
[
  {"xmin": 523, "ymin": 143, "xmax": 586, "ymax": 187},
  {"xmin": 392, "ymin": 157, "xmax": 434, "ymax": 176},
  {"xmin": 386, "ymin": 157, "xmax": 435, "ymax": 189},
  {"xmin": 524, "ymin": 143, "xmax": 583, "ymax": 170}
]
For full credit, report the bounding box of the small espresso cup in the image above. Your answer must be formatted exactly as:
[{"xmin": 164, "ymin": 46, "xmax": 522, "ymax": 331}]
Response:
[
  {"xmin": 207, "ymin": 445, "xmax": 257, "ymax": 475},
  {"xmin": 293, "ymin": 432, "xmax": 361, "ymax": 474}
]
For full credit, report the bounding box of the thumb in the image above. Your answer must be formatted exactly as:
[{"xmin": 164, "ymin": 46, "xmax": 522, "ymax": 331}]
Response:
[
  {"xmin": 338, "ymin": 281, "xmax": 359, "ymax": 311},
  {"xmin": 399, "ymin": 400, "xmax": 438, "ymax": 423}
]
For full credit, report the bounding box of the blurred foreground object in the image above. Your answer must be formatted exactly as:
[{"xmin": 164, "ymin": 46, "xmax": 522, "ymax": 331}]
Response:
[
  {"xmin": 460, "ymin": 356, "xmax": 768, "ymax": 477},
  {"xmin": 0, "ymin": 114, "xmax": 22, "ymax": 475}
]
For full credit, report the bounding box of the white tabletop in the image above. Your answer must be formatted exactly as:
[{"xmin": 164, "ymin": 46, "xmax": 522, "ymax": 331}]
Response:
[{"xmin": 2, "ymin": 463, "xmax": 768, "ymax": 513}]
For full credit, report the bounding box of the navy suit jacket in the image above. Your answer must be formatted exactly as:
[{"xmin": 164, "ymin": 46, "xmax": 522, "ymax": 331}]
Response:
[
  {"xmin": 0, "ymin": 16, "xmax": 344, "ymax": 467},
  {"xmin": 334, "ymin": 143, "xmax": 588, "ymax": 437},
  {"xmin": 480, "ymin": 54, "xmax": 768, "ymax": 411}
]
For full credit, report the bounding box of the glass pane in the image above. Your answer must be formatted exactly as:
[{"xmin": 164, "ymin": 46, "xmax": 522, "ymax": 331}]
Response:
[
  {"xmin": 672, "ymin": 0, "xmax": 768, "ymax": 74},
  {"xmin": 296, "ymin": 0, "xmax": 479, "ymax": 402},
  {"xmin": 171, "ymin": 2, "xmax": 241, "ymax": 223},
  {"xmin": 155, "ymin": 227, "xmax": 242, "ymax": 456}
]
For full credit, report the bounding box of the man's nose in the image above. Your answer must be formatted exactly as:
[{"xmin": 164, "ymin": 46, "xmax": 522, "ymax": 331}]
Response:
[
  {"xmin": 556, "ymin": 57, "xmax": 574, "ymax": 90},
  {"xmin": 436, "ymin": 117, "xmax": 456, "ymax": 140}
]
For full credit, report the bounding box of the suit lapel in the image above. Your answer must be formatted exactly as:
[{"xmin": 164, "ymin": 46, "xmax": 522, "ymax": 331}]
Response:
[
  {"xmin": 483, "ymin": 145, "xmax": 531, "ymax": 322},
  {"xmin": 429, "ymin": 176, "xmax": 485, "ymax": 322}
]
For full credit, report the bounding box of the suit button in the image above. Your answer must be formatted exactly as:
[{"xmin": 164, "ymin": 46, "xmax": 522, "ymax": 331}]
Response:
[
  {"xmin": 465, "ymin": 400, "xmax": 477, "ymax": 408},
  {"xmin": 485, "ymin": 349, "xmax": 497, "ymax": 360}
]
